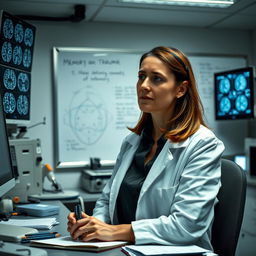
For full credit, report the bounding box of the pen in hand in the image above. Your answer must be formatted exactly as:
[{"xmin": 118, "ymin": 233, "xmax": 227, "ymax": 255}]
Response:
[
  {"xmin": 74, "ymin": 204, "xmax": 83, "ymax": 240},
  {"xmin": 74, "ymin": 203, "xmax": 82, "ymax": 221}
]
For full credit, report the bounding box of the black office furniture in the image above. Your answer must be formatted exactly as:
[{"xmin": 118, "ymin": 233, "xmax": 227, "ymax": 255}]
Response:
[{"xmin": 212, "ymin": 159, "xmax": 247, "ymax": 256}]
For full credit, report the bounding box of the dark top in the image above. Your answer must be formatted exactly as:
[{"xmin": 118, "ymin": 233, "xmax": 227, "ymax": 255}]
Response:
[{"xmin": 116, "ymin": 125, "xmax": 166, "ymax": 224}]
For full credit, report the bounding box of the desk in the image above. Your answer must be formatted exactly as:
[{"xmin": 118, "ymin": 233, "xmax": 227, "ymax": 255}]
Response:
[
  {"xmin": 25, "ymin": 200, "xmax": 124, "ymax": 256},
  {"xmin": 8, "ymin": 201, "xmax": 216, "ymax": 256}
]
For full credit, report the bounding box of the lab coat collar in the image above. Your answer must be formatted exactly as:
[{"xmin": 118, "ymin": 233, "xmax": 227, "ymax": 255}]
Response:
[
  {"xmin": 167, "ymin": 136, "xmax": 191, "ymax": 148},
  {"xmin": 125, "ymin": 132, "xmax": 191, "ymax": 149}
]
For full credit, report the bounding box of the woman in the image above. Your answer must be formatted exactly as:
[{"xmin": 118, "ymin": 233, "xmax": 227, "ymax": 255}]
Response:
[{"xmin": 67, "ymin": 46, "xmax": 225, "ymax": 250}]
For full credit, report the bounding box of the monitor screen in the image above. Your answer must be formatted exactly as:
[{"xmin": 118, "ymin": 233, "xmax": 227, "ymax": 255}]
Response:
[
  {"xmin": 234, "ymin": 155, "xmax": 246, "ymax": 171},
  {"xmin": 214, "ymin": 67, "xmax": 254, "ymax": 120},
  {"xmin": 0, "ymin": 10, "xmax": 35, "ymax": 124},
  {"xmin": 0, "ymin": 66, "xmax": 31, "ymax": 122},
  {"xmin": 0, "ymin": 11, "xmax": 36, "ymax": 72},
  {"xmin": 0, "ymin": 95, "xmax": 15, "ymax": 198}
]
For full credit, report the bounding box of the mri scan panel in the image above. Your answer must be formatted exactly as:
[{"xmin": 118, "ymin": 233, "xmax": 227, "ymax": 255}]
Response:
[
  {"xmin": 0, "ymin": 11, "xmax": 36, "ymax": 72},
  {"xmin": 214, "ymin": 67, "xmax": 254, "ymax": 120},
  {"xmin": 0, "ymin": 65, "xmax": 31, "ymax": 121}
]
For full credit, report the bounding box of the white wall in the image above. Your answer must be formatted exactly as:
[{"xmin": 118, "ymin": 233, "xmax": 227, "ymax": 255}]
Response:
[{"xmin": 24, "ymin": 21, "xmax": 253, "ymax": 179}]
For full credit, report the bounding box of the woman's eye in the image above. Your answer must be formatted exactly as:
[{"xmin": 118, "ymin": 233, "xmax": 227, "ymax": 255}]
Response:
[
  {"xmin": 138, "ymin": 74, "xmax": 146, "ymax": 80},
  {"xmin": 153, "ymin": 76, "xmax": 164, "ymax": 83}
]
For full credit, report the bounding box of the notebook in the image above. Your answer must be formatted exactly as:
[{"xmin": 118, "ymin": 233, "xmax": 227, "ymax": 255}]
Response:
[
  {"xmin": 122, "ymin": 245, "xmax": 212, "ymax": 256},
  {"xmin": 30, "ymin": 236, "xmax": 128, "ymax": 252},
  {"xmin": 0, "ymin": 223, "xmax": 38, "ymax": 242}
]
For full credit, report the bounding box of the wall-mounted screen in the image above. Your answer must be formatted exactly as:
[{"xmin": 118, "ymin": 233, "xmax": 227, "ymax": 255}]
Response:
[
  {"xmin": 0, "ymin": 65, "xmax": 31, "ymax": 122},
  {"xmin": 0, "ymin": 10, "xmax": 35, "ymax": 124},
  {"xmin": 214, "ymin": 67, "xmax": 254, "ymax": 120},
  {"xmin": 0, "ymin": 10, "xmax": 36, "ymax": 72}
]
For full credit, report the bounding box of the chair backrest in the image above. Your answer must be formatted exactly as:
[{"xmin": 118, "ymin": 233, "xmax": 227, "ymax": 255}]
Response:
[{"xmin": 211, "ymin": 158, "xmax": 247, "ymax": 256}]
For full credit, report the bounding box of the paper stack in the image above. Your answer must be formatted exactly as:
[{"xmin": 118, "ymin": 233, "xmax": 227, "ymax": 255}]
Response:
[{"xmin": 2, "ymin": 217, "xmax": 59, "ymax": 230}]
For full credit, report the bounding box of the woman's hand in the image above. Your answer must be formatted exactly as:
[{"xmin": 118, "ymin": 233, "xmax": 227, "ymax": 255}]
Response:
[{"xmin": 67, "ymin": 212, "xmax": 135, "ymax": 242}]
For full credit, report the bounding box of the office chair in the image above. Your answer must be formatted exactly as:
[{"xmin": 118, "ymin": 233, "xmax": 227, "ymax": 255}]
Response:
[{"xmin": 211, "ymin": 158, "xmax": 247, "ymax": 256}]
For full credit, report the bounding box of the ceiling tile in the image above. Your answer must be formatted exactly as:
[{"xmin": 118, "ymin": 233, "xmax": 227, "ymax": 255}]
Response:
[
  {"xmin": 94, "ymin": 6, "xmax": 227, "ymax": 27},
  {"xmin": 212, "ymin": 14, "xmax": 256, "ymax": 30}
]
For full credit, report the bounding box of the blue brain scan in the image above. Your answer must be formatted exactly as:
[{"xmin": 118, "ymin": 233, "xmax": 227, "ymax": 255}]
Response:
[
  {"xmin": 235, "ymin": 95, "xmax": 248, "ymax": 112},
  {"xmin": 3, "ymin": 92, "xmax": 16, "ymax": 114},
  {"xmin": 23, "ymin": 49, "xmax": 31, "ymax": 68},
  {"xmin": 220, "ymin": 97, "xmax": 231, "ymax": 113},
  {"xmin": 215, "ymin": 67, "xmax": 254, "ymax": 120},
  {"xmin": 18, "ymin": 72, "xmax": 29, "ymax": 92},
  {"xmin": 14, "ymin": 23, "xmax": 24, "ymax": 43},
  {"xmin": 24, "ymin": 28, "xmax": 34, "ymax": 47},
  {"xmin": 17, "ymin": 95, "xmax": 29, "ymax": 115},
  {"xmin": 219, "ymin": 77, "xmax": 231, "ymax": 94},
  {"xmin": 235, "ymin": 74, "xmax": 247, "ymax": 91},
  {"xmin": 3, "ymin": 18, "xmax": 14, "ymax": 39},
  {"xmin": 1, "ymin": 41, "xmax": 12, "ymax": 63},
  {"xmin": 13, "ymin": 45, "xmax": 23, "ymax": 65},
  {"xmin": 3, "ymin": 69, "xmax": 16, "ymax": 90}
]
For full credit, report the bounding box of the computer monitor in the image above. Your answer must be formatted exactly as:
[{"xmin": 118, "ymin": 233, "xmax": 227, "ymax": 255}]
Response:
[
  {"xmin": 214, "ymin": 67, "xmax": 254, "ymax": 120},
  {"xmin": 0, "ymin": 10, "xmax": 36, "ymax": 125},
  {"xmin": 0, "ymin": 95, "xmax": 15, "ymax": 198}
]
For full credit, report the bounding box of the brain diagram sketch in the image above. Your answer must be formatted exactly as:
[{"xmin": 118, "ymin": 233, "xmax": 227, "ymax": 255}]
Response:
[{"xmin": 64, "ymin": 87, "xmax": 110, "ymax": 145}]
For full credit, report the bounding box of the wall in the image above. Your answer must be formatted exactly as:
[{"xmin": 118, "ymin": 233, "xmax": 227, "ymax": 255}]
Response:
[{"xmin": 23, "ymin": 21, "xmax": 253, "ymax": 187}]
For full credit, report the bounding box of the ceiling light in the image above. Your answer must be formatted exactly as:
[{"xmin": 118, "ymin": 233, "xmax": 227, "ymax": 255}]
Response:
[{"xmin": 119, "ymin": 0, "xmax": 235, "ymax": 8}]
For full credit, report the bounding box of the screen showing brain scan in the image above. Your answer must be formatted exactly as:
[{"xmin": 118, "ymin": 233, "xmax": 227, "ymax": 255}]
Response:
[
  {"xmin": 0, "ymin": 65, "xmax": 30, "ymax": 121},
  {"xmin": 214, "ymin": 67, "xmax": 254, "ymax": 120},
  {"xmin": 0, "ymin": 11, "xmax": 36, "ymax": 72}
]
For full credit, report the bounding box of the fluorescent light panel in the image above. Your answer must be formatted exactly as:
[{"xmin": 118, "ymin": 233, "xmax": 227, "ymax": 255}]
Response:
[{"xmin": 119, "ymin": 0, "xmax": 235, "ymax": 8}]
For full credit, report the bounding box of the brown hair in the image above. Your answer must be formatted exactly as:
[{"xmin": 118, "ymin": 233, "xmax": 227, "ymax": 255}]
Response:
[{"xmin": 129, "ymin": 46, "xmax": 207, "ymax": 143}]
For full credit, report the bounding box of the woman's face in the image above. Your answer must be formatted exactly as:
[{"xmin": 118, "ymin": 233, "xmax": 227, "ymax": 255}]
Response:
[{"xmin": 137, "ymin": 56, "xmax": 179, "ymax": 116}]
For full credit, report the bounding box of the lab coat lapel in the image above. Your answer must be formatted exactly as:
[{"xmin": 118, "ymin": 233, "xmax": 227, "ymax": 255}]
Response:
[
  {"xmin": 137, "ymin": 137, "xmax": 190, "ymax": 203},
  {"xmin": 138, "ymin": 141, "xmax": 173, "ymax": 201},
  {"xmin": 109, "ymin": 135, "xmax": 140, "ymax": 223}
]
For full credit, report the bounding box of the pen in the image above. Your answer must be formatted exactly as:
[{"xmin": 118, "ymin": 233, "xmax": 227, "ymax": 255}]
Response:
[
  {"xmin": 74, "ymin": 204, "xmax": 82, "ymax": 220},
  {"xmin": 21, "ymin": 232, "xmax": 61, "ymax": 243}
]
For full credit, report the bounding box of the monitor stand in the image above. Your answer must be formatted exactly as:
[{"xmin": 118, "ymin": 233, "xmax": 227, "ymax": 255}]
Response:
[
  {"xmin": 29, "ymin": 190, "xmax": 79, "ymax": 200},
  {"xmin": 0, "ymin": 223, "xmax": 38, "ymax": 242}
]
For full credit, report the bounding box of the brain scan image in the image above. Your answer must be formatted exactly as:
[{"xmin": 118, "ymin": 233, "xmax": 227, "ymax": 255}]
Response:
[
  {"xmin": 235, "ymin": 95, "xmax": 248, "ymax": 112},
  {"xmin": 219, "ymin": 77, "xmax": 231, "ymax": 94},
  {"xmin": 18, "ymin": 72, "xmax": 29, "ymax": 92},
  {"xmin": 235, "ymin": 74, "xmax": 247, "ymax": 91},
  {"xmin": 23, "ymin": 49, "xmax": 31, "ymax": 68},
  {"xmin": 3, "ymin": 18, "xmax": 14, "ymax": 39},
  {"xmin": 215, "ymin": 68, "xmax": 253, "ymax": 120},
  {"xmin": 17, "ymin": 95, "xmax": 29, "ymax": 115},
  {"xmin": 14, "ymin": 23, "xmax": 24, "ymax": 43},
  {"xmin": 13, "ymin": 45, "xmax": 23, "ymax": 65},
  {"xmin": 220, "ymin": 97, "xmax": 231, "ymax": 113},
  {"xmin": 24, "ymin": 28, "xmax": 34, "ymax": 47},
  {"xmin": 1, "ymin": 41, "xmax": 12, "ymax": 63},
  {"xmin": 3, "ymin": 68, "xmax": 16, "ymax": 90},
  {"xmin": 3, "ymin": 92, "xmax": 16, "ymax": 114}
]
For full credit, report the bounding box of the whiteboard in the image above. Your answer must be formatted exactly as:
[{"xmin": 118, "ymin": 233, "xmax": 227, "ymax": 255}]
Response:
[{"xmin": 53, "ymin": 48, "xmax": 247, "ymax": 168}]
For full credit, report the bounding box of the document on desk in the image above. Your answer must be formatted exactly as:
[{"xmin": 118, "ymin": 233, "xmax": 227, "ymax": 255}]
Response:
[
  {"xmin": 122, "ymin": 245, "xmax": 211, "ymax": 256},
  {"xmin": 30, "ymin": 236, "xmax": 128, "ymax": 252},
  {"xmin": 3, "ymin": 217, "xmax": 59, "ymax": 230}
]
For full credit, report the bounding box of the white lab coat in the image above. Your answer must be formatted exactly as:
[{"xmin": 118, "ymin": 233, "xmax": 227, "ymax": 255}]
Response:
[{"xmin": 93, "ymin": 125, "xmax": 225, "ymax": 250}]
